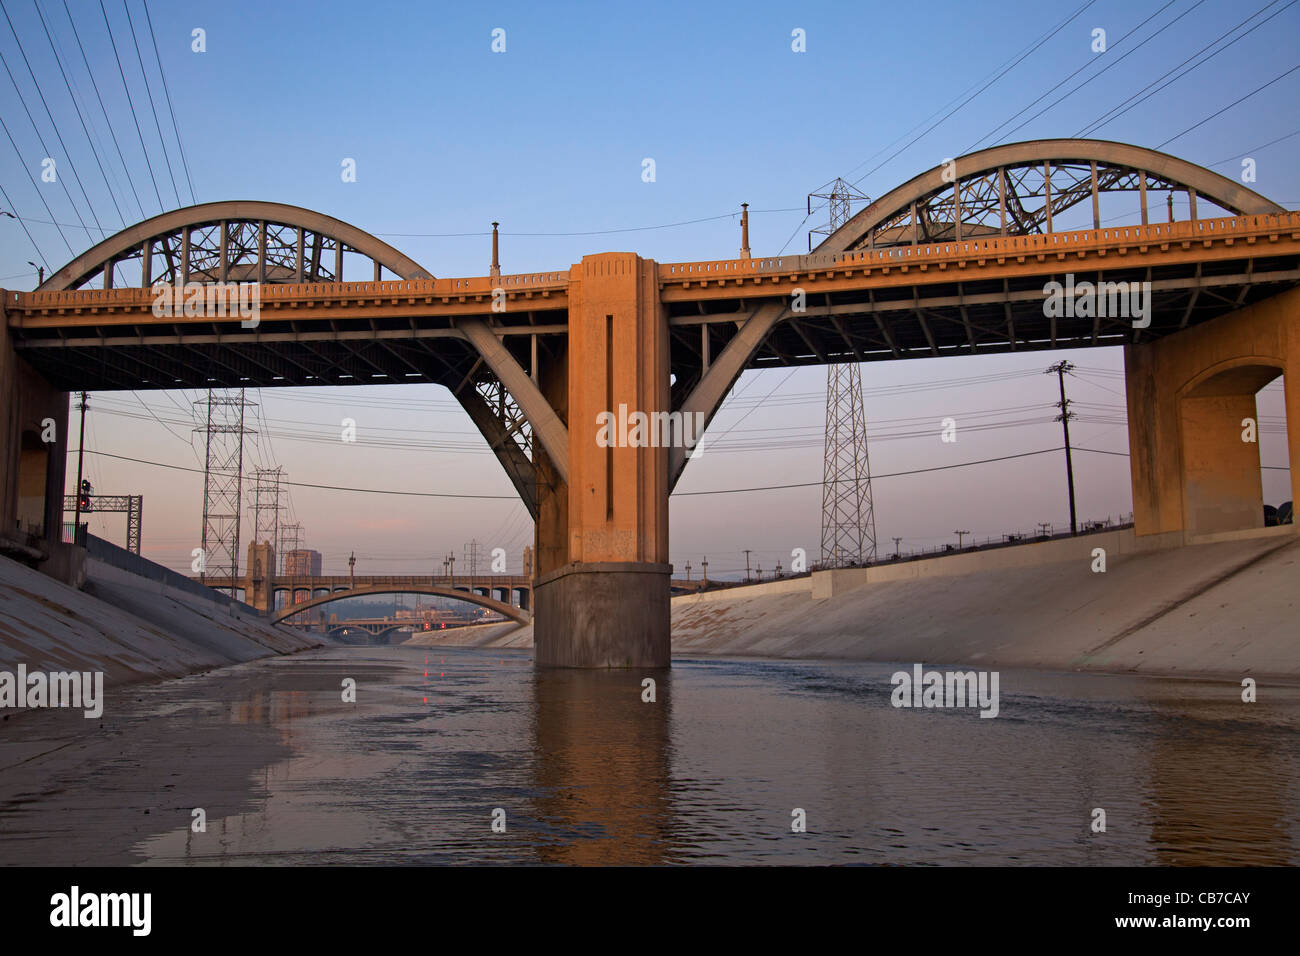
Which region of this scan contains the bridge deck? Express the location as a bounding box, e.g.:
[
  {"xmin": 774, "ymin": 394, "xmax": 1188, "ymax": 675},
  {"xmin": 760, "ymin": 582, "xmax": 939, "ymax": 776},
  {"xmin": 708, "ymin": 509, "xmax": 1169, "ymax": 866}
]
[{"xmin": 6, "ymin": 213, "xmax": 1297, "ymax": 392}]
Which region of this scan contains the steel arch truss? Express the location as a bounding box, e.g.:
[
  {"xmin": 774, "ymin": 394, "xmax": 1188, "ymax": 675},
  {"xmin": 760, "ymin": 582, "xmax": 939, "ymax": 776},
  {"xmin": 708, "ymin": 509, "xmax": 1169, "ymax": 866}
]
[
  {"xmin": 821, "ymin": 139, "xmax": 1286, "ymax": 253},
  {"xmin": 40, "ymin": 201, "xmax": 433, "ymax": 291},
  {"xmin": 33, "ymin": 201, "xmax": 551, "ymax": 518}
]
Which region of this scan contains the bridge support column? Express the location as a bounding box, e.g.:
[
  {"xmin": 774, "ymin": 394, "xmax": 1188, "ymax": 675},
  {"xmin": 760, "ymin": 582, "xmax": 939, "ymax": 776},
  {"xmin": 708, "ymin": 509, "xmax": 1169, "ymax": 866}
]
[
  {"xmin": 245, "ymin": 540, "xmax": 276, "ymax": 613},
  {"xmin": 1125, "ymin": 286, "xmax": 1299, "ymax": 539},
  {"xmin": 533, "ymin": 253, "xmax": 671, "ymax": 668},
  {"xmin": 1, "ymin": 295, "xmax": 69, "ymax": 549}
]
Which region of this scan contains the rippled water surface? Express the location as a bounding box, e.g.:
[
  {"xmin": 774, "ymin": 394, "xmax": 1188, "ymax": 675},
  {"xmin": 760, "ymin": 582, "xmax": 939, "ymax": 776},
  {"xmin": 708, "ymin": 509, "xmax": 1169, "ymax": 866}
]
[{"xmin": 5, "ymin": 645, "xmax": 1298, "ymax": 865}]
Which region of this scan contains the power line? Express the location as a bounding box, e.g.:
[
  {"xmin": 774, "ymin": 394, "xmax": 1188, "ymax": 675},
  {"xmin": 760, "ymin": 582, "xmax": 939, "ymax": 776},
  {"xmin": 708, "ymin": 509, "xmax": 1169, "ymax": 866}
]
[
  {"xmin": 677, "ymin": 449, "xmax": 1069, "ymax": 495},
  {"xmin": 1077, "ymin": 0, "xmax": 1297, "ymax": 138},
  {"xmin": 975, "ymin": 0, "xmax": 1195, "ymax": 149},
  {"xmin": 1074, "ymin": 445, "xmax": 1289, "ymax": 470},
  {"xmin": 78, "ymin": 448, "xmax": 521, "ymax": 498},
  {"xmin": 1158, "ymin": 62, "xmax": 1300, "ymax": 149},
  {"xmin": 121, "ymin": 0, "xmax": 179, "ymax": 207},
  {"xmin": 31, "ymin": 0, "xmax": 127, "ymax": 227},
  {"xmin": 1208, "ymin": 127, "xmax": 1300, "ymax": 166},
  {"xmin": 141, "ymin": 0, "xmax": 194, "ymax": 203},
  {"xmin": 76, "ymin": 445, "xmax": 1103, "ymax": 500},
  {"xmin": 0, "ymin": 182, "xmax": 51, "ymax": 267},
  {"xmin": 849, "ymin": 0, "xmax": 1098, "ymax": 190},
  {"xmin": 61, "ymin": 0, "xmax": 146, "ymax": 221},
  {"xmin": 98, "ymin": 0, "xmax": 164, "ymax": 212},
  {"xmin": 0, "ymin": 2, "xmax": 104, "ymax": 238},
  {"xmin": 0, "ymin": 109, "xmax": 76, "ymax": 257},
  {"xmin": 376, "ymin": 207, "xmax": 804, "ymax": 239}
]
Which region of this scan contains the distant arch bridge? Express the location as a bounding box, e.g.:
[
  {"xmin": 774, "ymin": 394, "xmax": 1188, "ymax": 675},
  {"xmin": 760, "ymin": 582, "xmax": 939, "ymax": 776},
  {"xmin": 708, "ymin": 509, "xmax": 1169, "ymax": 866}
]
[{"xmin": 270, "ymin": 583, "xmax": 531, "ymax": 626}]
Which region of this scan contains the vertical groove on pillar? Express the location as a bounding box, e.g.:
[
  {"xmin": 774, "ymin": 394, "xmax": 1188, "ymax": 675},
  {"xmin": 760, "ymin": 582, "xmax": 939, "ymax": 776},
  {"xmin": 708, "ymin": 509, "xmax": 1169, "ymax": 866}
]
[{"xmin": 605, "ymin": 313, "xmax": 613, "ymax": 522}]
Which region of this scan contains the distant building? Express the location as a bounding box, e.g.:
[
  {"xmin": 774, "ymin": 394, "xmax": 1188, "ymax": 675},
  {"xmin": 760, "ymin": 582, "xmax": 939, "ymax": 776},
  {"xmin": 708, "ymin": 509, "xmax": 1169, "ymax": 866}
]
[{"xmin": 284, "ymin": 549, "xmax": 322, "ymax": 577}]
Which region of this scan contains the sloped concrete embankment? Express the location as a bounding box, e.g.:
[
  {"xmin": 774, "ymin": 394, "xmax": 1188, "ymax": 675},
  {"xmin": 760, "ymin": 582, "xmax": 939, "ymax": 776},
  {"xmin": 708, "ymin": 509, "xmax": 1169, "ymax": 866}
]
[
  {"xmin": 671, "ymin": 527, "xmax": 1299, "ymax": 679},
  {"xmin": 402, "ymin": 620, "xmax": 531, "ymax": 648},
  {"xmin": 0, "ymin": 552, "xmax": 320, "ymax": 689}
]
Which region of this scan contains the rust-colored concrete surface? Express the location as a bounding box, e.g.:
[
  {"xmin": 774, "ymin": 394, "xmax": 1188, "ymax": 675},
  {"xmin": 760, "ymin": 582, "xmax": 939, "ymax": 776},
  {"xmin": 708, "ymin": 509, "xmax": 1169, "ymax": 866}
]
[{"xmin": 1125, "ymin": 285, "xmax": 1300, "ymax": 538}]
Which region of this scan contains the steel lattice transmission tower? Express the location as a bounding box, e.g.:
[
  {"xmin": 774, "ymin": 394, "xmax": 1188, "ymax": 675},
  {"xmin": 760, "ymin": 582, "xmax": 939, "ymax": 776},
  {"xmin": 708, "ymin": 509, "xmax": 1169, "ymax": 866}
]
[
  {"xmin": 249, "ymin": 466, "xmax": 285, "ymax": 554},
  {"xmin": 808, "ymin": 177, "xmax": 869, "ymax": 249},
  {"xmin": 195, "ymin": 390, "xmax": 255, "ymax": 596},
  {"xmin": 278, "ymin": 521, "xmax": 303, "ymax": 575},
  {"xmin": 812, "ymin": 178, "xmax": 878, "ymax": 567},
  {"xmin": 820, "ymin": 361, "xmax": 878, "ymax": 566}
]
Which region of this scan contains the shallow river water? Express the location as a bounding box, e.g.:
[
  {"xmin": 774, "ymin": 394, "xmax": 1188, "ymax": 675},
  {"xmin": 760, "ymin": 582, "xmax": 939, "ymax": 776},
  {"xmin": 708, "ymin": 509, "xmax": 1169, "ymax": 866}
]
[{"xmin": 2, "ymin": 645, "xmax": 1297, "ymax": 865}]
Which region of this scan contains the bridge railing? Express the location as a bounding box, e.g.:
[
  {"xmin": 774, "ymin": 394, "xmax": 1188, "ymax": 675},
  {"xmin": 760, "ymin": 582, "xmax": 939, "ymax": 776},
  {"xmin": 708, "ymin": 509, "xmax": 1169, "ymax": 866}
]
[
  {"xmin": 6, "ymin": 272, "xmax": 571, "ymax": 310},
  {"xmin": 657, "ymin": 212, "xmax": 1300, "ymax": 282},
  {"xmin": 10, "ymin": 212, "xmax": 1298, "ymax": 312}
]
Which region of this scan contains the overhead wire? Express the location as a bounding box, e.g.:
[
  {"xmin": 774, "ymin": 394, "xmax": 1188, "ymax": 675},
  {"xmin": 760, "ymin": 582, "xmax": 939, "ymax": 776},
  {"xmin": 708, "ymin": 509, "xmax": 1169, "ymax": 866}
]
[
  {"xmin": 31, "ymin": 0, "xmax": 127, "ymax": 227},
  {"xmin": 97, "ymin": 0, "xmax": 164, "ymax": 212},
  {"xmin": 141, "ymin": 0, "xmax": 193, "ymax": 203},
  {"xmin": 0, "ymin": 2, "xmax": 103, "ymax": 238},
  {"xmin": 121, "ymin": 0, "xmax": 179, "ymax": 207},
  {"xmin": 1075, "ymin": 0, "xmax": 1296, "ymax": 138},
  {"xmin": 61, "ymin": 0, "xmax": 145, "ymax": 220}
]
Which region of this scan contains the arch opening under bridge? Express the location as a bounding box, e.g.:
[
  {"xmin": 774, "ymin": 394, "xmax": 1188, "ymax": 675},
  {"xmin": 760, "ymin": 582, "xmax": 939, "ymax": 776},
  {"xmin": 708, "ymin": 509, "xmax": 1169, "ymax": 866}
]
[{"xmin": 270, "ymin": 584, "xmax": 531, "ymax": 626}]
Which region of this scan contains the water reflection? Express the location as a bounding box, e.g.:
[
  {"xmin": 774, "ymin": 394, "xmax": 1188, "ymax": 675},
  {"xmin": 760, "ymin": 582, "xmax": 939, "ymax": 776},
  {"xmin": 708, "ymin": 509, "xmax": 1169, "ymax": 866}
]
[
  {"xmin": 529, "ymin": 670, "xmax": 672, "ymax": 864},
  {"xmin": 1146, "ymin": 703, "xmax": 1297, "ymax": 865}
]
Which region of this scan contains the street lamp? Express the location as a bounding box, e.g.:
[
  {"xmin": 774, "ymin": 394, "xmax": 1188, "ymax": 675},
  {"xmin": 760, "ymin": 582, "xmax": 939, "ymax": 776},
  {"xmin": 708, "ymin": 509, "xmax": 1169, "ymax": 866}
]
[{"xmin": 27, "ymin": 261, "xmax": 43, "ymax": 285}]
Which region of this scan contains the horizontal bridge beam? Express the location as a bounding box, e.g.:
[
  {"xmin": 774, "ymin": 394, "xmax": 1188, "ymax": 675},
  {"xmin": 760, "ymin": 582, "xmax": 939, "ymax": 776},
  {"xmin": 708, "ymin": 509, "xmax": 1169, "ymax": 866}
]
[
  {"xmin": 16, "ymin": 323, "xmax": 572, "ymax": 349},
  {"xmin": 680, "ymin": 268, "xmax": 1300, "ymax": 323}
]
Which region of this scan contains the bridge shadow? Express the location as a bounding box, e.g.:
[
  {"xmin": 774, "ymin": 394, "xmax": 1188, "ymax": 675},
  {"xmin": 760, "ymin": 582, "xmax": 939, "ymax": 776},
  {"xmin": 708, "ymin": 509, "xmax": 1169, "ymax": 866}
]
[{"xmin": 528, "ymin": 669, "xmax": 674, "ymax": 864}]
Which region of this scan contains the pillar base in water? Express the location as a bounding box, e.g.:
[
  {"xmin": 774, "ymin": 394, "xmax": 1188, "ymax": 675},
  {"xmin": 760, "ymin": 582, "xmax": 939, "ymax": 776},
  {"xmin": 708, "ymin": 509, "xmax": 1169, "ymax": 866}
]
[{"xmin": 534, "ymin": 561, "xmax": 671, "ymax": 668}]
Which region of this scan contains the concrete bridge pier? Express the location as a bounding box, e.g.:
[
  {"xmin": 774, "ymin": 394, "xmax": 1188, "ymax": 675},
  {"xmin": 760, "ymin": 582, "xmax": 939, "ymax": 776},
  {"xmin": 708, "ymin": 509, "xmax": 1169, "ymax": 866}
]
[
  {"xmin": 1, "ymin": 299, "xmax": 70, "ymax": 552},
  {"xmin": 533, "ymin": 253, "xmax": 672, "ymax": 668},
  {"xmin": 1125, "ymin": 286, "xmax": 1299, "ymax": 539},
  {"xmin": 246, "ymin": 541, "xmax": 276, "ymax": 612}
]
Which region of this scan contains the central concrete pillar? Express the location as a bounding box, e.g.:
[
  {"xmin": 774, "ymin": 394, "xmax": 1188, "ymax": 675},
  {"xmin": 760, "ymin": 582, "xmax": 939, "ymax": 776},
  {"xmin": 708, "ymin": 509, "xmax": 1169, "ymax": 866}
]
[{"xmin": 534, "ymin": 253, "xmax": 671, "ymax": 668}]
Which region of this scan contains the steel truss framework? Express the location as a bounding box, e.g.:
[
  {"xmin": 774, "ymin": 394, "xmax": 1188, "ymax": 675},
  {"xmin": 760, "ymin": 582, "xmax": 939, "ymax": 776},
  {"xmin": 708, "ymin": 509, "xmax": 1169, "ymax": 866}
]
[
  {"xmin": 819, "ymin": 140, "xmax": 1284, "ymax": 254},
  {"xmin": 250, "ymin": 466, "xmax": 284, "ymax": 550},
  {"xmin": 821, "ymin": 362, "xmax": 876, "ymax": 566},
  {"xmin": 197, "ymin": 390, "xmax": 253, "ymax": 595},
  {"xmin": 664, "ymin": 140, "xmax": 1290, "ymax": 405},
  {"xmin": 61, "ymin": 494, "xmax": 142, "ymax": 554},
  {"xmin": 29, "ymin": 201, "xmax": 553, "ymax": 519}
]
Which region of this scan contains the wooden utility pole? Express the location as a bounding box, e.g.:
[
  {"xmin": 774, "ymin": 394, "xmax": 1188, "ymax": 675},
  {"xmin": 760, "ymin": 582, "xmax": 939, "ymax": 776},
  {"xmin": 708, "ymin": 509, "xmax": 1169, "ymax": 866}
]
[{"xmin": 1047, "ymin": 361, "xmax": 1078, "ymax": 535}]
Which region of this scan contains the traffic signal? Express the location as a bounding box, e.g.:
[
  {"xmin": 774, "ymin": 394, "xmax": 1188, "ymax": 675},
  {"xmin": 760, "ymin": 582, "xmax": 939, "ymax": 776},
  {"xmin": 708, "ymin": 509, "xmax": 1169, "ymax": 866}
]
[{"xmin": 78, "ymin": 479, "xmax": 92, "ymax": 512}]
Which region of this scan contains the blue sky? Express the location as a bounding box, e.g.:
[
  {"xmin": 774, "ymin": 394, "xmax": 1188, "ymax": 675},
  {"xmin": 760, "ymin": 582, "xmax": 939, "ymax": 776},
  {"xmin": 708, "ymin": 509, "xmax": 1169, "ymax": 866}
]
[{"xmin": 1, "ymin": 0, "xmax": 1296, "ymax": 579}]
